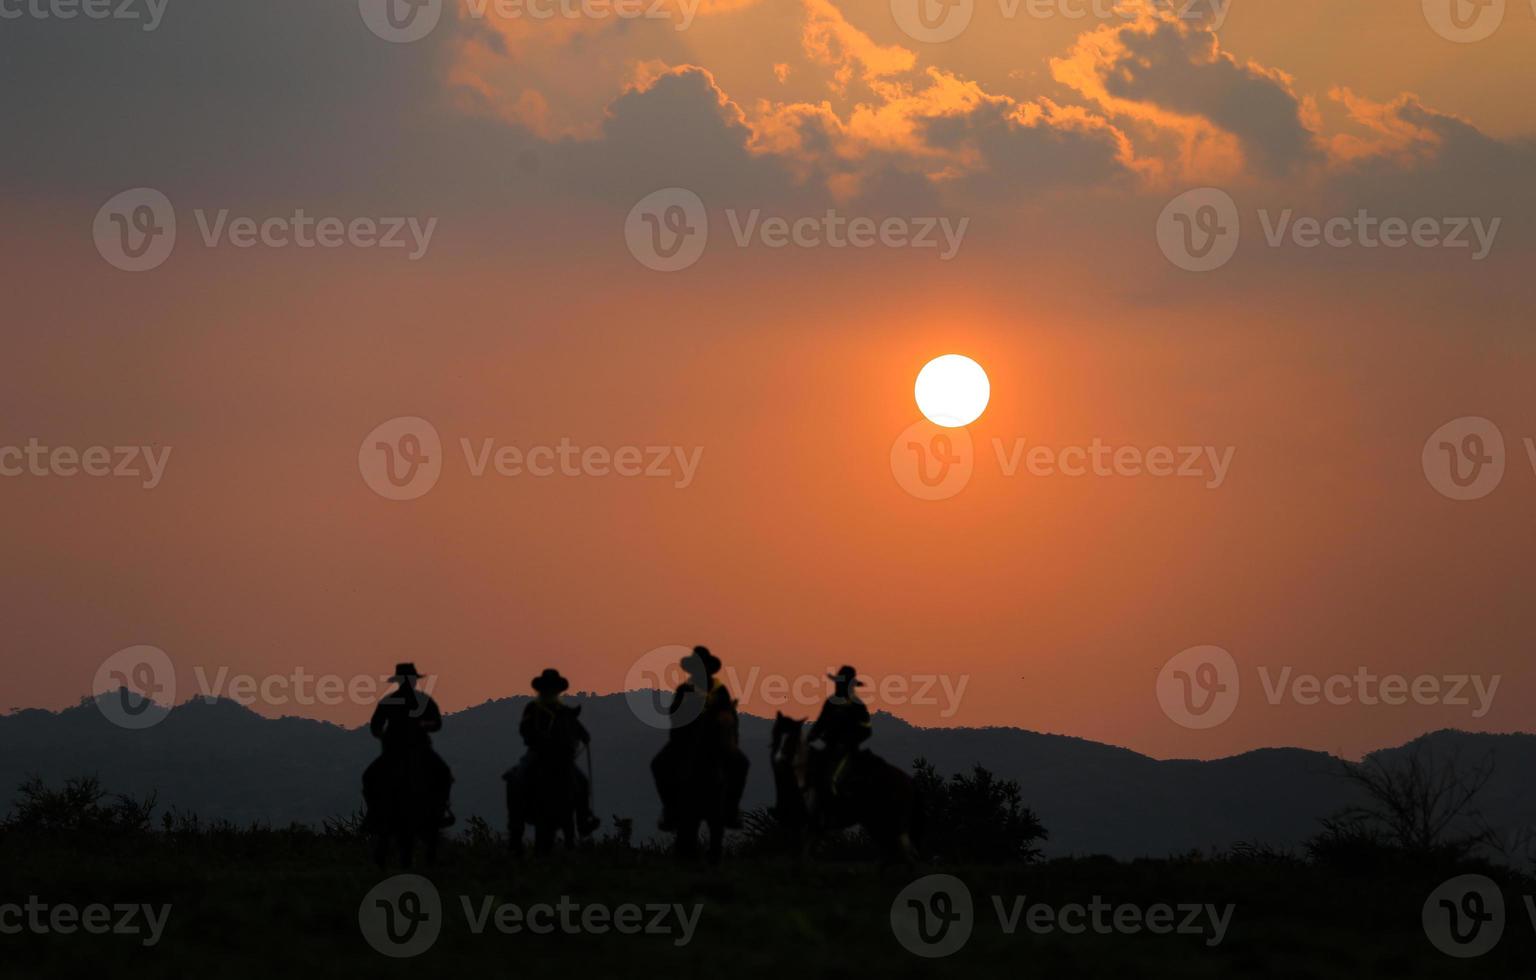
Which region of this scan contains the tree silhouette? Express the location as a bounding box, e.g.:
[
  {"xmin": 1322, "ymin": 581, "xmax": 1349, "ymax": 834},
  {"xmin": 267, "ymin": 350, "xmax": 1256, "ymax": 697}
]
[{"xmin": 912, "ymin": 758, "xmax": 1048, "ymax": 864}]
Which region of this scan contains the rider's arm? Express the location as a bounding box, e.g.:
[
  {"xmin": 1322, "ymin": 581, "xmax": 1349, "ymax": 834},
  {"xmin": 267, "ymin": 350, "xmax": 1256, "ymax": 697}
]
[
  {"xmin": 851, "ymin": 704, "xmax": 873, "ymax": 744},
  {"xmin": 807, "ymin": 702, "xmax": 832, "ymax": 743},
  {"xmin": 368, "ymin": 703, "xmax": 387, "ymax": 739},
  {"xmin": 419, "ymin": 697, "xmax": 443, "ymax": 733},
  {"xmin": 665, "ymin": 686, "xmax": 689, "ymax": 717}
]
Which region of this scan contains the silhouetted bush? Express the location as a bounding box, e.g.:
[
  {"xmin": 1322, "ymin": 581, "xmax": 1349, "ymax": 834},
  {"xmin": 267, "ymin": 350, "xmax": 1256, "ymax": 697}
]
[
  {"xmin": 1222, "ymin": 839, "xmax": 1301, "ymax": 866},
  {"xmin": 602, "ymin": 815, "xmax": 634, "ymax": 849},
  {"xmin": 1309, "ymin": 741, "xmax": 1495, "ymax": 871},
  {"xmin": 1306, "ymin": 814, "xmax": 1401, "ymax": 873},
  {"xmin": 4, "ymin": 775, "xmax": 155, "ymax": 838},
  {"xmin": 460, "ymin": 814, "xmax": 502, "ymax": 851},
  {"xmin": 321, "ymin": 809, "xmax": 367, "ymax": 841},
  {"xmin": 912, "ymin": 759, "xmax": 1048, "ymax": 864}
]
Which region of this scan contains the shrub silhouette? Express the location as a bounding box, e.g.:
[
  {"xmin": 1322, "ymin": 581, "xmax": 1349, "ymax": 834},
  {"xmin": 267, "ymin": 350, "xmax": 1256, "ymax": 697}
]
[
  {"xmin": 1309, "ymin": 741, "xmax": 1496, "ymax": 871},
  {"xmin": 5, "ymin": 775, "xmax": 155, "ymax": 838},
  {"xmin": 911, "ymin": 758, "xmax": 1047, "ymax": 864}
]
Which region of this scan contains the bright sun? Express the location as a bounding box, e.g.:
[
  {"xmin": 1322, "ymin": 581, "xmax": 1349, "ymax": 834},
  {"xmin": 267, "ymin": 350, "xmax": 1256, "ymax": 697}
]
[{"xmin": 915, "ymin": 354, "xmax": 990, "ymax": 427}]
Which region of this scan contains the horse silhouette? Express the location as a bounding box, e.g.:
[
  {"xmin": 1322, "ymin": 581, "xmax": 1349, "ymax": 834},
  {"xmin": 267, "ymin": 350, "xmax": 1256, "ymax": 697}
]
[
  {"xmin": 505, "ymin": 671, "xmax": 598, "ymax": 855},
  {"xmin": 650, "ymin": 648, "xmax": 748, "ymax": 865},
  {"xmin": 504, "ymin": 749, "xmax": 582, "ymax": 855},
  {"xmin": 362, "ymin": 663, "xmax": 452, "ymax": 869},
  {"xmin": 367, "ymin": 743, "xmax": 448, "ymax": 868},
  {"xmin": 656, "ymin": 706, "xmax": 736, "ymax": 864},
  {"xmin": 770, "ymin": 711, "xmax": 921, "ymax": 867}
]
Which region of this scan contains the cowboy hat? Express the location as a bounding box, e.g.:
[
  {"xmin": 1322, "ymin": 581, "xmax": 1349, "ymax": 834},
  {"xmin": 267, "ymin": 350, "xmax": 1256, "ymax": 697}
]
[
  {"xmin": 680, "ymin": 645, "xmax": 722, "ymax": 677},
  {"xmin": 531, "ymin": 668, "xmax": 570, "ymax": 694},
  {"xmin": 388, "ymin": 662, "xmax": 422, "ymax": 682},
  {"xmin": 828, "ymin": 665, "xmax": 865, "ymax": 687}
]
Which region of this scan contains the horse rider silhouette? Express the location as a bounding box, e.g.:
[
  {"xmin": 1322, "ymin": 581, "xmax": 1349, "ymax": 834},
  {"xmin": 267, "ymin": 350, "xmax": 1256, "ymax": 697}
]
[
  {"xmin": 512, "ymin": 668, "xmax": 600, "ymax": 837},
  {"xmin": 807, "ymin": 665, "xmax": 871, "ymax": 797},
  {"xmin": 650, "ymin": 645, "xmax": 749, "ymax": 831},
  {"xmin": 362, "ymin": 662, "xmax": 454, "ymax": 830}
]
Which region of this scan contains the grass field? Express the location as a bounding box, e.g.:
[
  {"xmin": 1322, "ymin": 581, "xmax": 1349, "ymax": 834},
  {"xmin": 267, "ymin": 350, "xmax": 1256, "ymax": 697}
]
[{"xmin": 3, "ymin": 818, "xmax": 1531, "ymax": 979}]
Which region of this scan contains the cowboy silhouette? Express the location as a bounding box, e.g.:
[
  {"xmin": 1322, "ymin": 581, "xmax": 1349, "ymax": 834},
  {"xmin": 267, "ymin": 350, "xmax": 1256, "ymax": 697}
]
[
  {"xmin": 808, "ymin": 665, "xmax": 871, "ymax": 795},
  {"xmin": 651, "ymin": 645, "xmax": 749, "ymax": 831},
  {"xmin": 512, "ymin": 668, "xmax": 600, "ymax": 837},
  {"xmin": 363, "ymin": 662, "xmax": 454, "ymax": 829}
]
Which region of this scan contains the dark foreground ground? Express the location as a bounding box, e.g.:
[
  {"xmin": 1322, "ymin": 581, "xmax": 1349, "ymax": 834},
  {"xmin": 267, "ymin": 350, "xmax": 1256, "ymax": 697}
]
[{"xmin": 2, "ymin": 822, "xmax": 1532, "ymax": 979}]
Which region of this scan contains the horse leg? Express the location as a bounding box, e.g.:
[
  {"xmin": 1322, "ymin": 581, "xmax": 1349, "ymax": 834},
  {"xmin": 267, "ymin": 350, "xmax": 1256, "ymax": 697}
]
[
  {"xmin": 676, "ymin": 819, "xmax": 698, "ymax": 860},
  {"xmin": 506, "ymin": 781, "xmax": 525, "ymax": 857},
  {"xmin": 707, "ymin": 818, "xmax": 723, "ymax": 867}
]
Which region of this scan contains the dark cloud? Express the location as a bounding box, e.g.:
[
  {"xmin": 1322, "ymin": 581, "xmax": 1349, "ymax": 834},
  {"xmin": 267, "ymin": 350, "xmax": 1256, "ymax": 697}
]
[
  {"xmin": 1323, "ymin": 98, "xmax": 1536, "ymax": 235},
  {"xmin": 547, "ymin": 67, "xmax": 807, "ymax": 208},
  {"xmin": 920, "ymin": 99, "xmax": 1133, "ymax": 199},
  {"xmin": 1088, "ymin": 17, "xmax": 1321, "ymax": 176}
]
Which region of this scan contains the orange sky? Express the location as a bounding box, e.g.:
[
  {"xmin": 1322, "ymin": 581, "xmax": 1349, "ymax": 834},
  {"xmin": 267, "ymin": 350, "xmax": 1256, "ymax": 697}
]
[{"xmin": 2, "ymin": 0, "xmax": 1534, "ymax": 760}]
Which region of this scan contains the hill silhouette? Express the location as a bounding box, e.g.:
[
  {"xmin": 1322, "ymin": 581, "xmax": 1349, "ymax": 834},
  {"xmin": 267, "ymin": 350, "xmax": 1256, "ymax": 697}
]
[{"xmin": 4, "ymin": 693, "xmax": 1533, "ymax": 858}]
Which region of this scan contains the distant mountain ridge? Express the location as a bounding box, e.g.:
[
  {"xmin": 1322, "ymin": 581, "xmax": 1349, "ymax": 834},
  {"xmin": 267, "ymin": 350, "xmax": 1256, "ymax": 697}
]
[{"xmin": 4, "ymin": 694, "xmax": 1533, "ymax": 858}]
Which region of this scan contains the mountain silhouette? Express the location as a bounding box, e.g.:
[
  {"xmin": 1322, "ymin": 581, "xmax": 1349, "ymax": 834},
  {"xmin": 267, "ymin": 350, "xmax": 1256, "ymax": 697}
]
[{"xmin": 4, "ymin": 693, "xmax": 1533, "ymax": 858}]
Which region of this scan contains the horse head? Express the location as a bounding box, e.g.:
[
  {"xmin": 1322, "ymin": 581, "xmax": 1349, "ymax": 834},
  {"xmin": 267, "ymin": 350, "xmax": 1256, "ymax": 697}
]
[{"xmin": 770, "ymin": 712, "xmax": 808, "ymax": 770}]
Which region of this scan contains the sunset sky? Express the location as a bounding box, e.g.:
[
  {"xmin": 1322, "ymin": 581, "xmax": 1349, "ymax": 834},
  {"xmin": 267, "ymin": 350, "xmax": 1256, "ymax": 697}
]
[{"xmin": 3, "ymin": 0, "xmax": 1534, "ymax": 761}]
